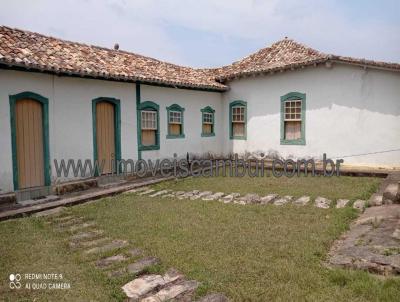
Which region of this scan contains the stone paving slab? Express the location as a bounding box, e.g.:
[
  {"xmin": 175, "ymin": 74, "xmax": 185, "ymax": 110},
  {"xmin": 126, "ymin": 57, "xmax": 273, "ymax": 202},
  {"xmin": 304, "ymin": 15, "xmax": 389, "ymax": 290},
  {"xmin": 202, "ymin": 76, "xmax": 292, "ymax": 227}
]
[
  {"xmin": 70, "ymin": 229, "xmax": 105, "ymax": 241},
  {"xmin": 84, "ymin": 239, "xmax": 129, "ymax": 255},
  {"xmin": 178, "ymin": 190, "xmax": 201, "ymax": 200},
  {"xmin": 369, "ymin": 193, "xmax": 383, "ymax": 206},
  {"xmin": 96, "ymin": 254, "xmax": 129, "ymax": 268},
  {"xmin": 260, "ymin": 194, "xmax": 278, "ymax": 205},
  {"xmin": 336, "ymin": 199, "xmax": 350, "ymax": 208},
  {"xmin": 202, "ymin": 192, "xmax": 225, "ymax": 201},
  {"xmin": 127, "ymin": 256, "xmax": 160, "ymax": 274},
  {"xmin": 315, "ymin": 196, "xmax": 332, "ymax": 209},
  {"xmin": 219, "ymin": 193, "xmax": 240, "ymax": 203},
  {"xmin": 274, "ymin": 196, "xmax": 293, "ymax": 206},
  {"xmin": 139, "ymin": 189, "xmax": 156, "ymax": 196},
  {"xmin": 293, "ymin": 196, "xmax": 310, "ymax": 206},
  {"xmin": 122, "ymin": 268, "xmax": 183, "ymax": 300},
  {"xmin": 69, "ymin": 237, "xmax": 110, "ymax": 249},
  {"xmin": 162, "ymin": 193, "xmax": 175, "ymax": 199},
  {"xmin": 190, "ymin": 191, "xmax": 212, "ymax": 200},
  {"xmin": 173, "ymin": 191, "xmax": 186, "ymax": 197},
  {"xmin": 149, "ymin": 190, "xmax": 171, "ymax": 197},
  {"xmin": 383, "ymin": 183, "xmax": 400, "ymax": 203},
  {"xmin": 141, "ymin": 280, "xmax": 199, "ymax": 302},
  {"xmin": 238, "ymin": 193, "xmax": 261, "ymax": 204},
  {"xmin": 328, "ymin": 204, "xmax": 400, "ymax": 276},
  {"xmin": 353, "ymin": 199, "xmax": 367, "ymax": 212}
]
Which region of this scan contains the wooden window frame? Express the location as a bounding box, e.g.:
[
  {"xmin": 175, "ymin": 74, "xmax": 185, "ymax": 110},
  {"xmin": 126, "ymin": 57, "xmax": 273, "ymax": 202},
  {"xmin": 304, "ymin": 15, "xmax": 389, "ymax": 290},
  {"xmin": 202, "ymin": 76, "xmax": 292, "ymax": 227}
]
[
  {"xmin": 139, "ymin": 101, "xmax": 160, "ymax": 151},
  {"xmin": 229, "ymin": 100, "xmax": 247, "ymax": 140},
  {"xmin": 166, "ymin": 104, "xmax": 185, "ymax": 139},
  {"xmin": 141, "ymin": 110, "xmax": 157, "ymax": 130},
  {"xmin": 280, "ymin": 92, "xmax": 306, "ymax": 145},
  {"xmin": 201, "ymin": 106, "xmax": 215, "ymax": 137}
]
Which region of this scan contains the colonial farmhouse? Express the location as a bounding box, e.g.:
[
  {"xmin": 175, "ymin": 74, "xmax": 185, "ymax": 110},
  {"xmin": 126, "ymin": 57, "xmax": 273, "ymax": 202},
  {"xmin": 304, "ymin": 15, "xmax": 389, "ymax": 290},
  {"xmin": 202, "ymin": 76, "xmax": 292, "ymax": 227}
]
[{"xmin": 0, "ymin": 26, "xmax": 399, "ymax": 194}]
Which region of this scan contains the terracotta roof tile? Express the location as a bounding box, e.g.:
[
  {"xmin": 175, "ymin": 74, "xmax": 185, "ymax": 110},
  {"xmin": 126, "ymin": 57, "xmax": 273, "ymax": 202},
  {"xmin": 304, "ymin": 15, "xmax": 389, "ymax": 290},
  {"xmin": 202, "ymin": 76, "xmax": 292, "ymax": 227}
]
[
  {"xmin": 214, "ymin": 38, "xmax": 400, "ymax": 80},
  {"xmin": 0, "ymin": 26, "xmax": 227, "ymax": 91},
  {"xmin": 1, "ymin": 26, "xmax": 399, "ymax": 89}
]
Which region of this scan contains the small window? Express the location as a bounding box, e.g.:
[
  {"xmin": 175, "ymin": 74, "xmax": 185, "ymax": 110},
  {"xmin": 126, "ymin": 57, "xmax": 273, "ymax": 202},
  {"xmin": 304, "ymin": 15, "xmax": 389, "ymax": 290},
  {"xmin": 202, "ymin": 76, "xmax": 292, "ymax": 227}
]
[
  {"xmin": 166, "ymin": 104, "xmax": 185, "ymax": 138},
  {"xmin": 280, "ymin": 92, "xmax": 306, "ymax": 145},
  {"xmin": 139, "ymin": 101, "xmax": 159, "ymax": 150},
  {"xmin": 141, "ymin": 111, "xmax": 157, "ymax": 129},
  {"xmin": 201, "ymin": 106, "xmax": 215, "ymax": 137},
  {"xmin": 284, "ymin": 100, "xmax": 302, "ymax": 140},
  {"xmin": 232, "ymin": 106, "xmax": 245, "ymax": 122},
  {"xmin": 169, "ymin": 111, "xmax": 182, "ymax": 124},
  {"xmin": 141, "ymin": 110, "xmax": 157, "ymax": 146},
  {"xmin": 229, "ymin": 101, "xmax": 246, "ymax": 139}
]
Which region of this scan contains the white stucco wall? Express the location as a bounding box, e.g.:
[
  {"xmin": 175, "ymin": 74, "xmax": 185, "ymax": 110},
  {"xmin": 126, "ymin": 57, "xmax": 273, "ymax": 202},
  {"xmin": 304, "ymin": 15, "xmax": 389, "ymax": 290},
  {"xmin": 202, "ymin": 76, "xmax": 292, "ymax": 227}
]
[
  {"xmin": 140, "ymin": 84, "xmax": 223, "ymax": 161},
  {"xmin": 222, "ymin": 64, "xmax": 400, "ymax": 166},
  {"xmin": 1, "ymin": 64, "xmax": 399, "ymax": 192},
  {"xmin": 0, "ymin": 70, "xmax": 138, "ymax": 192},
  {"xmin": 0, "ymin": 70, "xmax": 223, "ymax": 192}
]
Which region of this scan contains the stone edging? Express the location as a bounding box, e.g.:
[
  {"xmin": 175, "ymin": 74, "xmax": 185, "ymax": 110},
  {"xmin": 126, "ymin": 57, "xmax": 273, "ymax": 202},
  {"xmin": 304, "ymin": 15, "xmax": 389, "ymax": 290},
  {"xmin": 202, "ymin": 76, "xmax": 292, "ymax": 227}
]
[{"xmin": 126, "ymin": 187, "xmax": 369, "ymax": 211}]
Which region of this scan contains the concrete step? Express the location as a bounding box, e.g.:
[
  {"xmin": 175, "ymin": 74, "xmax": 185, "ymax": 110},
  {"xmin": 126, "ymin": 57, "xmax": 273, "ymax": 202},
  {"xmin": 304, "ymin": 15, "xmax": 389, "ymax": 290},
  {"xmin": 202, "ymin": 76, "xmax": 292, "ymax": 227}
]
[
  {"xmin": 98, "ymin": 180, "xmax": 127, "ymax": 189},
  {"xmin": 18, "ymin": 195, "xmax": 60, "ymax": 207},
  {"xmin": 0, "ymin": 192, "xmax": 16, "ymax": 206}
]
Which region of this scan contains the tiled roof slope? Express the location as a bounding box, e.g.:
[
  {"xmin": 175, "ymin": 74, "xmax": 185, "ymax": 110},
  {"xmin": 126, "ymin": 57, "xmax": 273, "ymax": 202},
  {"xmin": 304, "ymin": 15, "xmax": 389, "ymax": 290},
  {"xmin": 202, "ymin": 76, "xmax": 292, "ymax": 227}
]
[
  {"xmin": 214, "ymin": 38, "xmax": 400, "ymax": 80},
  {"xmin": 0, "ymin": 26, "xmax": 227, "ymax": 91},
  {"xmin": 1, "ymin": 26, "xmax": 399, "ymax": 90}
]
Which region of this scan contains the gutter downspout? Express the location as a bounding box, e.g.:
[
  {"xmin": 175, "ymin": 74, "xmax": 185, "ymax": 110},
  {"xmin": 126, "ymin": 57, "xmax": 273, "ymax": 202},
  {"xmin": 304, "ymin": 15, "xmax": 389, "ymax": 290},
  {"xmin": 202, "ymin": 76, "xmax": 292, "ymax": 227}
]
[{"xmin": 136, "ymin": 82, "xmax": 142, "ymax": 161}]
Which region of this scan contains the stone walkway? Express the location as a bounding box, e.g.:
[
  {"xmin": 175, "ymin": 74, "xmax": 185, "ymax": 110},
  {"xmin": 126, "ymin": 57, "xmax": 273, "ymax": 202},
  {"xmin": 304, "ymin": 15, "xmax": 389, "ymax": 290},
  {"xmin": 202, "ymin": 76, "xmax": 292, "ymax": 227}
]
[
  {"xmin": 125, "ymin": 186, "xmax": 368, "ymax": 210},
  {"xmin": 328, "ymin": 204, "xmax": 400, "ymax": 276},
  {"xmin": 39, "ymin": 207, "xmax": 228, "ymax": 302}
]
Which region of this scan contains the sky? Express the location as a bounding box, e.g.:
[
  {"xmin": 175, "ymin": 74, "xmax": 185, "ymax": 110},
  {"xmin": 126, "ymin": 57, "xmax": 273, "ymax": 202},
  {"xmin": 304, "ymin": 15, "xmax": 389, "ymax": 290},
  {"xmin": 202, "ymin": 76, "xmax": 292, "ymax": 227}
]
[{"xmin": 0, "ymin": 0, "xmax": 399, "ymax": 68}]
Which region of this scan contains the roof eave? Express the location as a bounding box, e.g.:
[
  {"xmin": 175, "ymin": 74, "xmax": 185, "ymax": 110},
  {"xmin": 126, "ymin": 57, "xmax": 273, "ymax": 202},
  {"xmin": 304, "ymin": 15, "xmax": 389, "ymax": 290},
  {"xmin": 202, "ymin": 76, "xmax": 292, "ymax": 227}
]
[
  {"xmin": 0, "ymin": 61, "xmax": 229, "ymax": 92},
  {"xmin": 216, "ymin": 58, "xmax": 329, "ymax": 82}
]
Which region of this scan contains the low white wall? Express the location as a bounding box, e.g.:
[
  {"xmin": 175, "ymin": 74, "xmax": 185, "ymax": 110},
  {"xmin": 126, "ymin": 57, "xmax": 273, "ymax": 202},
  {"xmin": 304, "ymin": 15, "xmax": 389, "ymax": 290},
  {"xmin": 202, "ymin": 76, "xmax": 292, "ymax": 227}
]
[
  {"xmin": 140, "ymin": 84, "xmax": 223, "ymax": 161},
  {"xmin": 222, "ymin": 64, "xmax": 400, "ymax": 166}
]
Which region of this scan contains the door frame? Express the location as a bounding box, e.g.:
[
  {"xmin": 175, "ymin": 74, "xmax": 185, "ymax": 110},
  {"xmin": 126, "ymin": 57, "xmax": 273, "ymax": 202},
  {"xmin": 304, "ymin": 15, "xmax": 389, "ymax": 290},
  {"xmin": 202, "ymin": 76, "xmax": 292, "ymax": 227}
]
[
  {"xmin": 92, "ymin": 97, "xmax": 121, "ymax": 175},
  {"xmin": 9, "ymin": 91, "xmax": 51, "ymax": 190}
]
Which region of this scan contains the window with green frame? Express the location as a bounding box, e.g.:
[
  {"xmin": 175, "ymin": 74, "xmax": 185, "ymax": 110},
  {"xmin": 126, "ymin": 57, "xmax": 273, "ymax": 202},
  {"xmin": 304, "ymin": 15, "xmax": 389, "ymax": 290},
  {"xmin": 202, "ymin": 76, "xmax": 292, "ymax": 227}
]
[
  {"xmin": 280, "ymin": 92, "xmax": 306, "ymax": 145},
  {"xmin": 201, "ymin": 106, "xmax": 215, "ymax": 137},
  {"xmin": 139, "ymin": 101, "xmax": 160, "ymax": 150},
  {"xmin": 229, "ymin": 100, "xmax": 247, "ymax": 140},
  {"xmin": 166, "ymin": 104, "xmax": 185, "ymax": 139}
]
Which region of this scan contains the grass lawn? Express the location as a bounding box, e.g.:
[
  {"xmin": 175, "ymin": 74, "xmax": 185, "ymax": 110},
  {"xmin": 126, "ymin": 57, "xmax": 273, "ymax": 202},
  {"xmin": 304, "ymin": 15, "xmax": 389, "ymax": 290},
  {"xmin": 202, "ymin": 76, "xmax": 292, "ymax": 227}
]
[{"xmin": 1, "ymin": 174, "xmax": 399, "ymax": 301}]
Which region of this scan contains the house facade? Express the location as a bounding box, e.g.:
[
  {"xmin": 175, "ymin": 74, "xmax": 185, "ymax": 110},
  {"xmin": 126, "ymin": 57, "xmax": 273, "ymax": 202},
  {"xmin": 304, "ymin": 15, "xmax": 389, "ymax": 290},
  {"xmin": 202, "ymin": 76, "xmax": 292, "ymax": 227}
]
[{"xmin": 0, "ymin": 26, "xmax": 399, "ymax": 194}]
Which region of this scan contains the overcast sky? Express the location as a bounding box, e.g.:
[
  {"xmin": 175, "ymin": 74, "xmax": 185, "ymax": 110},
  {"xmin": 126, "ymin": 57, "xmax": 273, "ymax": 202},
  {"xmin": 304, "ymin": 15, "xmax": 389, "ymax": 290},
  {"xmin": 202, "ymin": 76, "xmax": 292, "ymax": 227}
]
[{"xmin": 1, "ymin": 0, "xmax": 399, "ymax": 67}]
